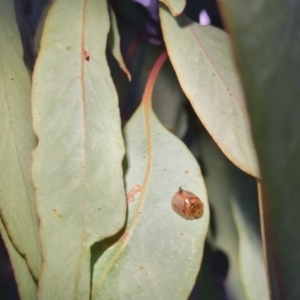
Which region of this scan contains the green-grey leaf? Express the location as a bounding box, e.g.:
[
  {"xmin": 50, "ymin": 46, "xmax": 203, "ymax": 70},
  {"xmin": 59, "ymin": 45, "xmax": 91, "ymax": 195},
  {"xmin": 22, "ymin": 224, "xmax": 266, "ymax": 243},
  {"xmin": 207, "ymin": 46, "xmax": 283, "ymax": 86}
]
[
  {"xmin": 108, "ymin": 6, "xmax": 131, "ymax": 81},
  {"xmin": 91, "ymin": 103, "xmax": 209, "ymax": 299},
  {"xmin": 0, "ymin": 0, "xmax": 41, "ymax": 279},
  {"xmin": 198, "ymin": 132, "xmax": 246, "ymax": 299},
  {"xmin": 159, "ymin": 0, "xmax": 186, "ymax": 16},
  {"xmin": 0, "ymin": 218, "xmax": 37, "ymax": 300},
  {"xmin": 219, "ymin": 1, "xmax": 300, "ymax": 299},
  {"xmin": 152, "ymin": 59, "xmax": 187, "ymax": 137},
  {"xmin": 31, "ymin": 0, "xmax": 126, "ymax": 298},
  {"xmin": 159, "ymin": 6, "xmax": 259, "ymax": 178},
  {"xmin": 230, "ymin": 167, "xmax": 269, "ymax": 300}
]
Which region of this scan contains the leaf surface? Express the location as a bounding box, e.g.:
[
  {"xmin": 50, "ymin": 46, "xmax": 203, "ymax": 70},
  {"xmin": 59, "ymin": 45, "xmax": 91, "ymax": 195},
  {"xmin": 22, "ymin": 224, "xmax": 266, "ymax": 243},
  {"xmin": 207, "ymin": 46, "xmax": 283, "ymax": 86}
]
[
  {"xmin": 198, "ymin": 133, "xmax": 246, "ymax": 299},
  {"xmin": 0, "ymin": 0, "xmax": 41, "ymax": 279},
  {"xmin": 230, "ymin": 167, "xmax": 269, "ymax": 300},
  {"xmin": 159, "ymin": 6, "xmax": 259, "ymax": 177},
  {"xmin": 91, "ymin": 52, "xmax": 209, "ymax": 299},
  {"xmin": 197, "ymin": 132, "xmax": 269, "ymax": 299},
  {"xmin": 219, "ymin": 1, "xmax": 300, "ymax": 299},
  {"xmin": 152, "ymin": 59, "xmax": 188, "ymax": 138},
  {"xmin": 0, "ymin": 218, "xmax": 37, "ymax": 300},
  {"xmin": 32, "ymin": 0, "xmax": 126, "ymax": 298}
]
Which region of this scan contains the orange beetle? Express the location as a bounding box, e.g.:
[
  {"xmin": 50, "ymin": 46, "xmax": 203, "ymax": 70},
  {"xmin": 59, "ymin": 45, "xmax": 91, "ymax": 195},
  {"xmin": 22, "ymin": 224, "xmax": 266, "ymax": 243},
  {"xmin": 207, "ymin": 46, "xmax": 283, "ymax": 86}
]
[{"xmin": 171, "ymin": 187, "xmax": 204, "ymax": 220}]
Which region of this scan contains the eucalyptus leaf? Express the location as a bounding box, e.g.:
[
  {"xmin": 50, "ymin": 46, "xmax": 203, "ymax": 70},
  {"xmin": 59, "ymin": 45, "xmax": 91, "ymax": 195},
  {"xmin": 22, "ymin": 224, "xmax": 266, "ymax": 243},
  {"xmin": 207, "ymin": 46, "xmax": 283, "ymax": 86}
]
[
  {"xmin": 32, "ymin": 0, "xmax": 126, "ymax": 298},
  {"xmin": 219, "ymin": 1, "xmax": 300, "ymax": 299},
  {"xmin": 0, "ymin": 0, "xmax": 41, "ymax": 279},
  {"xmin": 91, "ymin": 53, "xmax": 209, "ymax": 300},
  {"xmin": 159, "ymin": 5, "xmax": 259, "ymax": 178},
  {"xmin": 152, "ymin": 59, "xmax": 188, "ymax": 138},
  {"xmin": 0, "ymin": 218, "xmax": 37, "ymax": 300},
  {"xmin": 230, "ymin": 167, "xmax": 269, "ymax": 300},
  {"xmin": 198, "ymin": 132, "xmax": 246, "ymax": 300}
]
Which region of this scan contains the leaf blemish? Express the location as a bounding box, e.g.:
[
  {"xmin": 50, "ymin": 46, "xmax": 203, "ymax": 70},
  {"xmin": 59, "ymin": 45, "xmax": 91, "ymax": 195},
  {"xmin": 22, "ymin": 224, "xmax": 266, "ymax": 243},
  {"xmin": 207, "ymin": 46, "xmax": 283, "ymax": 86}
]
[
  {"xmin": 126, "ymin": 185, "xmax": 141, "ymax": 203},
  {"xmin": 83, "ymin": 50, "xmax": 90, "ymax": 62},
  {"xmin": 53, "ymin": 208, "xmax": 63, "ymax": 218}
]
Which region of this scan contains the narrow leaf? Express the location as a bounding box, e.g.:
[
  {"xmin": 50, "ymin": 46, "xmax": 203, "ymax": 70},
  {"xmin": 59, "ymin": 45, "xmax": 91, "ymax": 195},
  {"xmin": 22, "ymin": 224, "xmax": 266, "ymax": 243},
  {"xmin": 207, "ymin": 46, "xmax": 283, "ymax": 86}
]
[
  {"xmin": 32, "ymin": 0, "xmax": 126, "ymax": 298},
  {"xmin": 159, "ymin": 5, "xmax": 259, "ymax": 177},
  {"xmin": 108, "ymin": 6, "xmax": 131, "ymax": 81},
  {"xmin": 230, "ymin": 167, "xmax": 269, "ymax": 300},
  {"xmin": 219, "ymin": 1, "xmax": 300, "ymax": 299},
  {"xmin": 0, "ymin": 218, "xmax": 37, "ymax": 300},
  {"xmin": 0, "ymin": 0, "xmax": 41, "ymax": 279},
  {"xmin": 152, "ymin": 59, "xmax": 188, "ymax": 137},
  {"xmin": 91, "ymin": 52, "xmax": 209, "ymax": 299},
  {"xmin": 198, "ymin": 132, "xmax": 246, "ymax": 299}
]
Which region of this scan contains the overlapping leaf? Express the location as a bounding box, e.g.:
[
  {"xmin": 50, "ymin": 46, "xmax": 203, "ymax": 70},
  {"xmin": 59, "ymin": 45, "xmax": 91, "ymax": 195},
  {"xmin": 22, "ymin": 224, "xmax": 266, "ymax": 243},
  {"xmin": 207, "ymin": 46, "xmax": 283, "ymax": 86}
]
[
  {"xmin": 0, "ymin": 218, "xmax": 37, "ymax": 300},
  {"xmin": 152, "ymin": 59, "xmax": 188, "ymax": 138},
  {"xmin": 230, "ymin": 167, "xmax": 269, "ymax": 300},
  {"xmin": 159, "ymin": 6, "xmax": 259, "ymax": 177},
  {"xmin": 0, "ymin": 0, "xmax": 41, "ymax": 279},
  {"xmin": 31, "ymin": 0, "xmax": 126, "ymax": 298},
  {"xmin": 198, "ymin": 133, "xmax": 246, "ymax": 299},
  {"xmin": 219, "ymin": 1, "xmax": 300, "ymax": 299},
  {"xmin": 198, "ymin": 132, "xmax": 269, "ymax": 300},
  {"xmin": 91, "ymin": 52, "xmax": 209, "ymax": 299}
]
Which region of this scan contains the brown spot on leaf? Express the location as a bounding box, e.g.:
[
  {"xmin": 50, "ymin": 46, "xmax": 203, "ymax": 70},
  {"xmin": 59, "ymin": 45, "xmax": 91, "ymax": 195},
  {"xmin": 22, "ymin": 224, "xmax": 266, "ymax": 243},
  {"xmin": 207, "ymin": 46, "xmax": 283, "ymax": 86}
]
[
  {"xmin": 139, "ymin": 266, "xmax": 144, "ymax": 270},
  {"xmin": 53, "ymin": 208, "xmax": 63, "ymax": 218},
  {"xmin": 184, "ymin": 170, "xmax": 189, "ymax": 174},
  {"xmin": 66, "ymin": 46, "xmax": 71, "ymax": 50},
  {"xmin": 83, "ymin": 50, "xmax": 90, "ymax": 62},
  {"xmin": 126, "ymin": 185, "xmax": 141, "ymax": 203}
]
